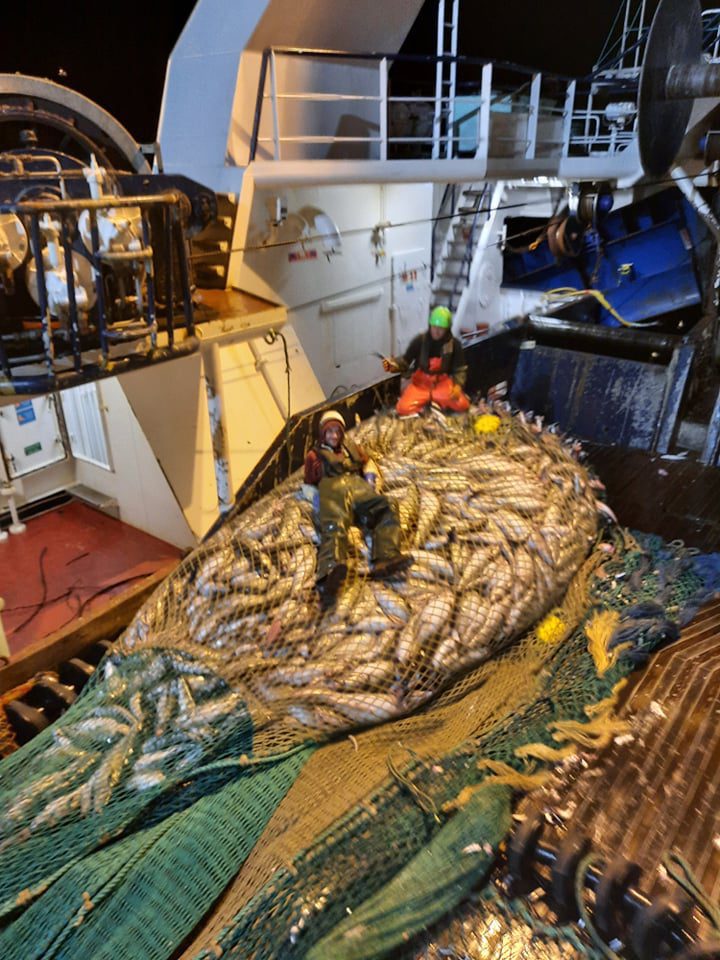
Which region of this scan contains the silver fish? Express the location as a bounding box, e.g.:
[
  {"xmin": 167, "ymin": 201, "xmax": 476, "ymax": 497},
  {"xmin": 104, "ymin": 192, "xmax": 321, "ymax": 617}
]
[
  {"xmin": 410, "ymin": 550, "xmax": 454, "ymax": 581},
  {"xmin": 306, "ymin": 689, "xmax": 401, "ymax": 724},
  {"xmin": 127, "ymin": 770, "xmax": 166, "ymax": 791},
  {"xmin": 340, "ymin": 659, "xmax": 397, "ymax": 690},
  {"xmin": 371, "ymin": 583, "xmax": 410, "ymax": 622},
  {"xmin": 287, "ymin": 703, "xmax": 348, "ymax": 730}
]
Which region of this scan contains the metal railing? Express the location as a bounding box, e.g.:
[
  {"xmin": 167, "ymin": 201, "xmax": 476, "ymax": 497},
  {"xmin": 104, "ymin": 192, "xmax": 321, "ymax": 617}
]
[
  {"xmin": 430, "ymin": 183, "xmax": 457, "ymax": 282},
  {"xmin": 0, "ymin": 193, "xmax": 196, "ymax": 396},
  {"xmin": 249, "ymin": 47, "xmax": 617, "ymax": 165},
  {"xmin": 703, "ymin": 8, "xmax": 720, "ymax": 61},
  {"xmin": 443, "ymin": 183, "xmax": 488, "ymax": 313},
  {"xmin": 593, "ymin": 0, "xmax": 649, "ymax": 74},
  {"xmin": 248, "ymin": 8, "xmax": 720, "ymax": 169}
]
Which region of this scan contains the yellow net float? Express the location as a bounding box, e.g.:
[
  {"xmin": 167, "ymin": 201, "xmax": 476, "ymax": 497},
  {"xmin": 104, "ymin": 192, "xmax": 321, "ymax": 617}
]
[
  {"xmin": 473, "ymin": 414, "xmax": 502, "ymax": 434},
  {"xmin": 536, "ymin": 612, "xmax": 567, "ymax": 644}
]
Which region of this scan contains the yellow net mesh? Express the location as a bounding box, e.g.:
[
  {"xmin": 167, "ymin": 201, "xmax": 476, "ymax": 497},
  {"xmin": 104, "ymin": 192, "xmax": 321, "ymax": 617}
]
[{"xmin": 176, "ymin": 531, "xmax": 610, "ymax": 957}]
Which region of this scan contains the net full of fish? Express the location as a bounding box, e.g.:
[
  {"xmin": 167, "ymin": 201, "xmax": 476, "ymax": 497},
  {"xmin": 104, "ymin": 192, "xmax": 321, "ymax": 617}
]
[
  {"xmin": 119, "ymin": 405, "xmax": 600, "ymax": 736},
  {"xmin": 0, "ymin": 647, "xmax": 248, "ymax": 864},
  {"xmin": 0, "ymin": 407, "xmax": 601, "ymax": 842}
]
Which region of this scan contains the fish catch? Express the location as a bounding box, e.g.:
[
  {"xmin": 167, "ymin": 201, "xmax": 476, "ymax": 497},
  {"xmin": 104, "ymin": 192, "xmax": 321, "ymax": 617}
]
[
  {"xmin": 121, "ymin": 403, "xmax": 599, "ymax": 734},
  {"xmin": 0, "ymin": 403, "xmax": 602, "ymax": 839}
]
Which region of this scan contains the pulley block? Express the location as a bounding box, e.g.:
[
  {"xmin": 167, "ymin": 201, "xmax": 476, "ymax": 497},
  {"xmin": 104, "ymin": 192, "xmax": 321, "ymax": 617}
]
[
  {"xmin": 58, "ymin": 657, "xmax": 96, "ymax": 692},
  {"xmin": 24, "ymin": 678, "xmax": 77, "ymax": 721},
  {"xmin": 593, "ymin": 855, "xmax": 642, "ymax": 943},
  {"xmin": 629, "ymin": 893, "xmax": 692, "ymax": 960},
  {"xmin": 5, "ymin": 700, "xmax": 50, "ymax": 744}
]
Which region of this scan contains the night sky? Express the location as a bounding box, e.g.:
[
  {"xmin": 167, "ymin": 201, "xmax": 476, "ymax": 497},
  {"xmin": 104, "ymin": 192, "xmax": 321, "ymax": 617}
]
[
  {"xmin": 0, "ymin": 0, "xmax": 710, "ymax": 144},
  {"xmin": 401, "ymin": 0, "xmax": 628, "ymax": 77},
  {"xmin": 0, "ymin": 0, "xmax": 196, "ymax": 142}
]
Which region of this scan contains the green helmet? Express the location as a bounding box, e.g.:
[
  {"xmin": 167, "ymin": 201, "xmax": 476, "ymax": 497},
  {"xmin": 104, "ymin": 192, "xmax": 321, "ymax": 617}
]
[{"xmin": 429, "ymin": 306, "xmax": 452, "ymax": 329}]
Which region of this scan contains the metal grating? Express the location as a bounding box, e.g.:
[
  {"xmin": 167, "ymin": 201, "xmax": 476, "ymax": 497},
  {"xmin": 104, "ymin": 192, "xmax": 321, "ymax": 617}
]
[{"xmin": 529, "ymin": 596, "xmax": 720, "ymax": 928}]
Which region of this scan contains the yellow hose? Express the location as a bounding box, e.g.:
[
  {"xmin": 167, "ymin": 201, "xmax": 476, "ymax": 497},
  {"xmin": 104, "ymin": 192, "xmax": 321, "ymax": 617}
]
[{"xmin": 542, "ymin": 287, "xmax": 656, "ymax": 329}]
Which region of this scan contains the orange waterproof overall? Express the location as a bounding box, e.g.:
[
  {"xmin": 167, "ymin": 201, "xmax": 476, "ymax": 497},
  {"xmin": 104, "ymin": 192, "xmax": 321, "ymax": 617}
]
[{"xmin": 396, "ymin": 369, "xmax": 470, "ymax": 417}]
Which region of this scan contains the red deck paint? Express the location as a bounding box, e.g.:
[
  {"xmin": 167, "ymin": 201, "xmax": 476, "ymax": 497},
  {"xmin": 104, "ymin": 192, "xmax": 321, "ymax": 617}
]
[{"xmin": 0, "ymin": 500, "xmax": 183, "ymax": 656}]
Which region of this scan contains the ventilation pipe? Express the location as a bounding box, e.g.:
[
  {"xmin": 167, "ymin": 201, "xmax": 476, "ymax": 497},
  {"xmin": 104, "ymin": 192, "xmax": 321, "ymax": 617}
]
[
  {"xmin": 199, "ymin": 341, "xmax": 233, "ymax": 515},
  {"xmin": 0, "ymin": 449, "xmax": 26, "ymax": 539}
]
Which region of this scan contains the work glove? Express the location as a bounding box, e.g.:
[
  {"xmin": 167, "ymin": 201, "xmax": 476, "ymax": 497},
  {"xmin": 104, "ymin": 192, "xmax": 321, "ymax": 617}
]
[
  {"xmin": 383, "ymin": 357, "xmax": 399, "ymax": 373},
  {"xmin": 487, "ymin": 380, "xmax": 508, "ymax": 402}
]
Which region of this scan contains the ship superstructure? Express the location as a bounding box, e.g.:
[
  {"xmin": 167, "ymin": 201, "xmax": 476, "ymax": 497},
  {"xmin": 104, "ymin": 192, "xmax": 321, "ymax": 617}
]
[
  {"xmin": 1, "ymin": 4, "xmax": 720, "ymax": 958},
  {"xmin": 3, "ymin": 0, "xmax": 720, "ymax": 553}
]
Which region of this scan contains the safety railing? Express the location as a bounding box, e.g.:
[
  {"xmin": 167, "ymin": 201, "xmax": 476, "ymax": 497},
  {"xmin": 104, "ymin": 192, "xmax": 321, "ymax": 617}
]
[
  {"xmin": 444, "ymin": 183, "xmax": 489, "ymax": 314},
  {"xmin": 248, "ymin": 11, "xmax": 720, "ymax": 169},
  {"xmin": 248, "ymin": 47, "xmax": 638, "ymax": 167},
  {"xmin": 703, "ymin": 8, "xmax": 720, "ymax": 61},
  {"xmin": 430, "ymin": 183, "xmax": 457, "ymax": 282},
  {"xmin": 0, "ymin": 192, "xmax": 197, "ymax": 396},
  {"xmin": 592, "ymin": 0, "xmax": 649, "ymax": 75}
]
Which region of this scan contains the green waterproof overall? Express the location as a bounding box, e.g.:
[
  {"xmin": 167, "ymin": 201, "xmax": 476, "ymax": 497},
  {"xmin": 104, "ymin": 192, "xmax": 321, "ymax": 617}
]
[{"xmin": 316, "ymin": 442, "xmax": 403, "ymax": 581}]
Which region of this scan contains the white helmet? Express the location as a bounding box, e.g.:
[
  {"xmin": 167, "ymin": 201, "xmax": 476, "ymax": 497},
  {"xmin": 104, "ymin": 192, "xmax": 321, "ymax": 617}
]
[{"xmin": 319, "ymin": 409, "xmax": 346, "ymax": 432}]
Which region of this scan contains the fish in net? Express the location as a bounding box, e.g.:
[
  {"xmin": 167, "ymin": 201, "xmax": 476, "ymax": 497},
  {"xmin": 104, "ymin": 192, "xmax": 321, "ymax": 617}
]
[{"xmin": 121, "ymin": 405, "xmax": 601, "ymax": 739}]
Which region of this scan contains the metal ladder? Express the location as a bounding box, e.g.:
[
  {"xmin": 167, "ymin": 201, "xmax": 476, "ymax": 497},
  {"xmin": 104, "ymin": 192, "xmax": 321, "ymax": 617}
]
[
  {"xmin": 430, "ymin": 183, "xmax": 488, "ymax": 313},
  {"xmin": 432, "ymin": 0, "xmax": 459, "ymax": 159}
]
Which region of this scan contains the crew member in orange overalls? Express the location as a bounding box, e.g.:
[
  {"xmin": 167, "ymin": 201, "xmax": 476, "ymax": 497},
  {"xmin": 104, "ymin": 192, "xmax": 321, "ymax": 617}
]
[{"xmin": 383, "ymin": 306, "xmax": 470, "ymax": 416}]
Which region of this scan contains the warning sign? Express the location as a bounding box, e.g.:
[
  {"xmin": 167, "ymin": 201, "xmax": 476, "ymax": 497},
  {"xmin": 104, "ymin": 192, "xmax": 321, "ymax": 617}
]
[{"xmin": 15, "ymin": 399, "xmax": 36, "ymax": 426}]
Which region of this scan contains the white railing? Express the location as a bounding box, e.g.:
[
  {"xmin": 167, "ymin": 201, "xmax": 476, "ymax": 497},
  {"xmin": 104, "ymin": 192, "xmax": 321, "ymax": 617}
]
[
  {"xmin": 248, "ymin": 5, "xmax": 720, "ymax": 168},
  {"xmin": 703, "ymin": 8, "xmax": 720, "ymax": 61},
  {"xmin": 249, "ymin": 47, "xmax": 643, "ymax": 167}
]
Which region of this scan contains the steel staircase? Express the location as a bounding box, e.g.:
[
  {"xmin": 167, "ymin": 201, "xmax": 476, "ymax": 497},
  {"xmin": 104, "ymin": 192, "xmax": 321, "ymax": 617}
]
[
  {"xmin": 190, "ymin": 194, "xmax": 238, "ymax": 289},
  {"xmin": 430, "ymin": 183, "xmax": 487, "ymax": 312}
]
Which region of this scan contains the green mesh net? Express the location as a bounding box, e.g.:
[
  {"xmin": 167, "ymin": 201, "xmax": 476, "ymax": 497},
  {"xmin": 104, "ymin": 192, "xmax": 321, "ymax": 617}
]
[
  {"xmin": 0, "ymin": 746, "xmax": 310, "ymax": 960},
  {"xmin": 185, "ymin": 530, "xmax": 705, "ymax": 960},
  {"xmin": 0, "ymin": 405, "xmax": 713, "ymax": 960}
]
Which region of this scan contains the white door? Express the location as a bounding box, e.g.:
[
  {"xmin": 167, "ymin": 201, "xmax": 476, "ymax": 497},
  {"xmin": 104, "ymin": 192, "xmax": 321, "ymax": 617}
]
[
  {"xmin": 0, "ymin": 395, "xmax": 67, "ymax": 477},
  {"xmin": 391, "ymin": 250, "xmax": 430, "ymax": 356}
]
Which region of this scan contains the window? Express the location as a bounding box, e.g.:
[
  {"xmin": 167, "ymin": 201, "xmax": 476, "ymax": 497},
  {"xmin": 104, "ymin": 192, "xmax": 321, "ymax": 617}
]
[{"xmin": 60, "ymin": 382, "xmax": 111, "ymax": 469}]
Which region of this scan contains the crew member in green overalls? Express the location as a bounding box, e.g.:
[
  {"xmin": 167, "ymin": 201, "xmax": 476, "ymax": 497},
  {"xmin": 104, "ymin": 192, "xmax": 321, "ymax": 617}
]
[{"xmin": 304, "ymin": 410, "xmax": 411, "ymax": 604}]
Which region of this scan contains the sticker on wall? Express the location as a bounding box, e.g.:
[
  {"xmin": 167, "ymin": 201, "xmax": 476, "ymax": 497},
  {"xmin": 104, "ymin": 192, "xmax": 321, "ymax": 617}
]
[
  {"xmin": 400, "ymin": 268, "xmax": 418, "ymax": 291},
  {"xmin": 288, "ymin": 248, "xmax": 318, "ymax": 263},
  {"xmin": 15, "ymin": 399, "xmax": 36, "ymax": 426}
]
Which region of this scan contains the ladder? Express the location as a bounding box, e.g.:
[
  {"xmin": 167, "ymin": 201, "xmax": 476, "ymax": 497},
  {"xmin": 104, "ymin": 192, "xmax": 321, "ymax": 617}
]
[
  {"xmin": 432, "ymin": 0, "xmax": 459, "ymax": 160},
  {"xmin": 430, "ymin": 183, "xmax": 488, "ymax": 313}
]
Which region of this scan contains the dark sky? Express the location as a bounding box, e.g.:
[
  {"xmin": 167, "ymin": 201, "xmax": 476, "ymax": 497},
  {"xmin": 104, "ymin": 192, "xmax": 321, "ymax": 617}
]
[
  {"xmin": 0, "ymin": 0, "xmax": 710, "ymax": 143},
  {"xmin": 0, "ymin": 0, "xmax": 196, "ymax": 142},
  {"xmin": 401, "ymin": 0, "xmax": 632, "ymax": 77}
]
